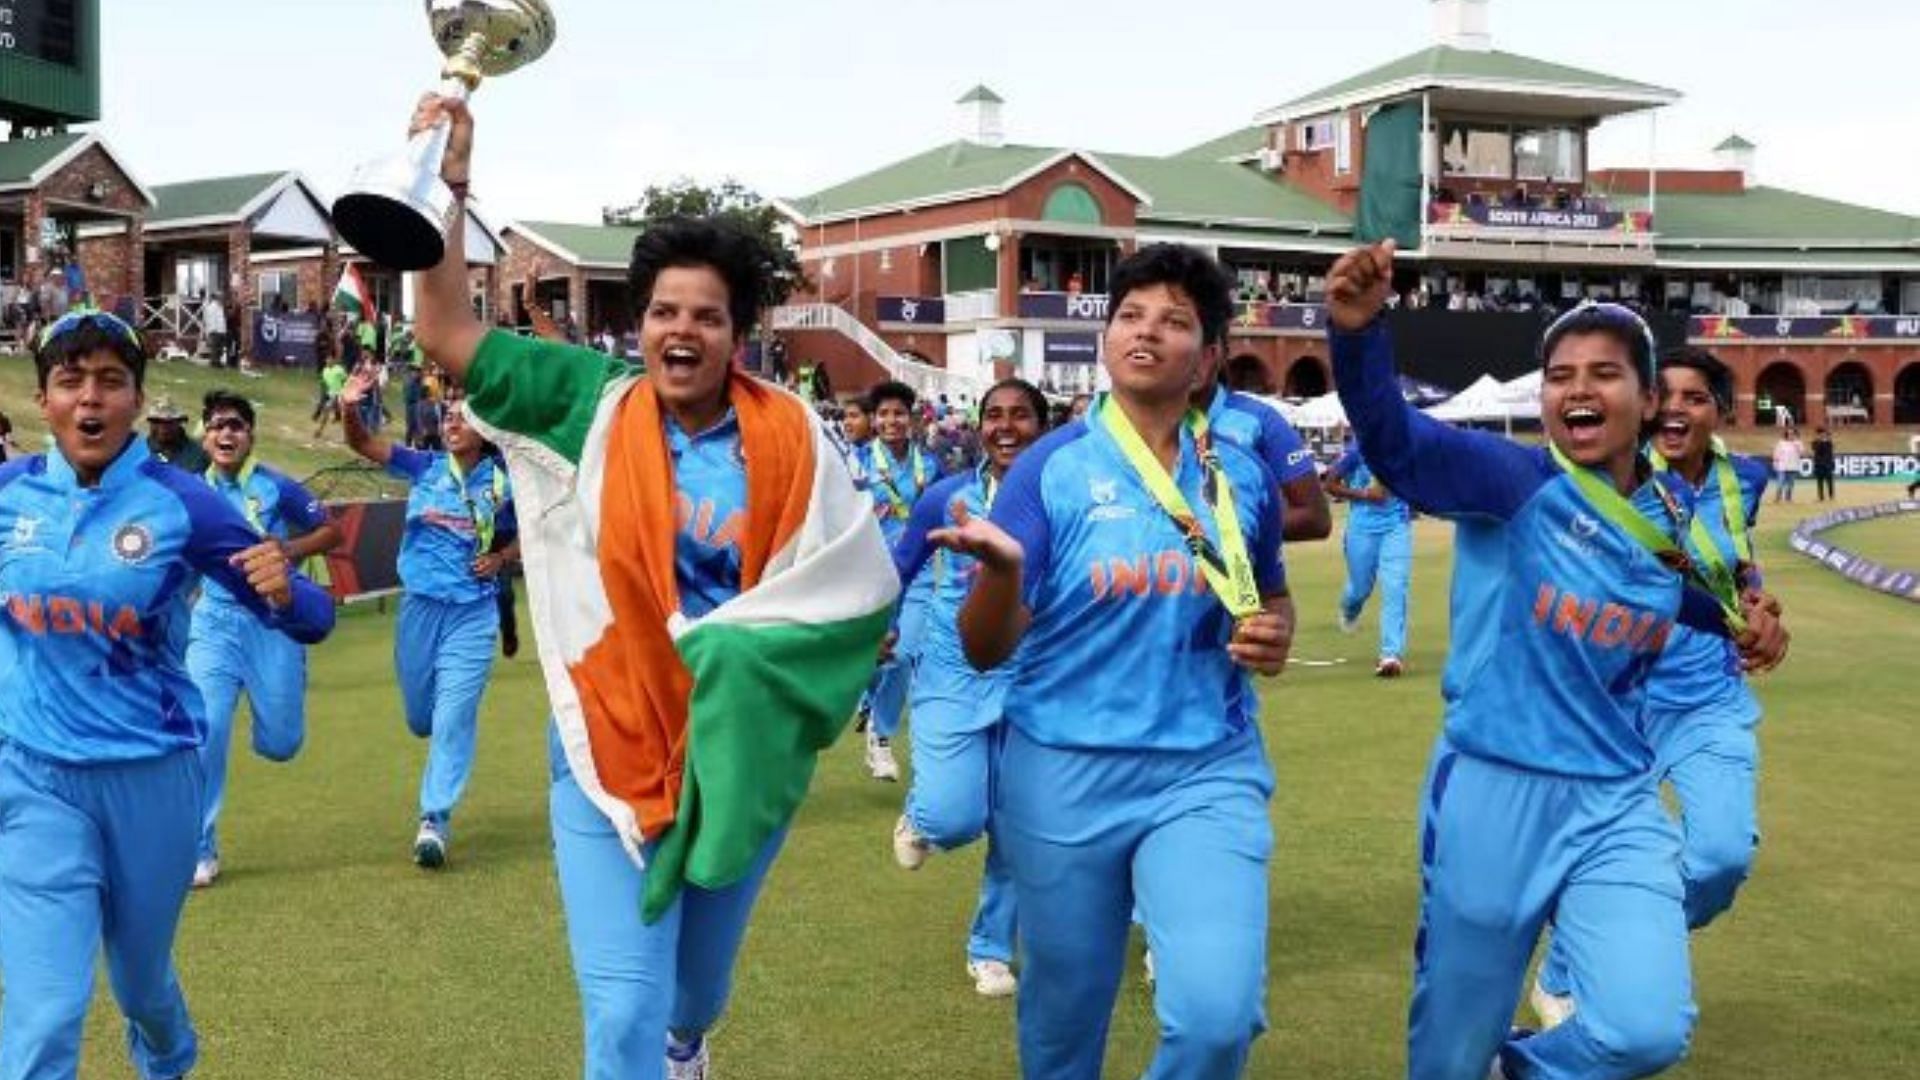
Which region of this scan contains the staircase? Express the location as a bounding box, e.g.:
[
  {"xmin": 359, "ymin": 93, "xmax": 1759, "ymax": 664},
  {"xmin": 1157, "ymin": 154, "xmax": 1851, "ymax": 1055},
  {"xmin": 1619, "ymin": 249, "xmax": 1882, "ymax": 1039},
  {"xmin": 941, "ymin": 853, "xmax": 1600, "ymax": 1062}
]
[{"xmin": 770, "ymin": 303, "xmax": 983, "ymax": 400}]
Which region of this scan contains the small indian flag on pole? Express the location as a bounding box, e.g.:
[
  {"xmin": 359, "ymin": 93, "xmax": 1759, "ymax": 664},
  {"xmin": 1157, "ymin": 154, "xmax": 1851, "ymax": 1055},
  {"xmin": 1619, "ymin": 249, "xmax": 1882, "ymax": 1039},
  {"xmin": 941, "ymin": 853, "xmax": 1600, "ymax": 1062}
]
[{"xmin": 331, "ymin": 263, "xmax": 373, "ymax": 319}]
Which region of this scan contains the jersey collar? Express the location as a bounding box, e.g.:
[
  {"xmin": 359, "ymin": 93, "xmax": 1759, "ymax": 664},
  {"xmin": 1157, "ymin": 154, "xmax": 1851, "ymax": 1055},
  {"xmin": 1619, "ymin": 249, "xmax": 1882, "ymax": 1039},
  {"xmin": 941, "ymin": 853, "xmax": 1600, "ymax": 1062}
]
[{"xmin": 48, "ymin": 433, "xmax": 149, "ymax": 491}]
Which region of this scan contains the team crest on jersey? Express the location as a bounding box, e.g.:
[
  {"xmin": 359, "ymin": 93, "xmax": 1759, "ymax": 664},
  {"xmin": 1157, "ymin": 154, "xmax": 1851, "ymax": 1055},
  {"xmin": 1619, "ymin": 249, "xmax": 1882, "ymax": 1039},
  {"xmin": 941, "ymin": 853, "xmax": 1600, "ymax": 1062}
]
[
  {"xmin": 10, "ymin": 515, "xmax": 39, "ymax": 546},
  {"xmin": 1087, "ymin": 477, "xmax": 1135, "ymax": 523},
  {"xmin": 246, "ymin": 496, "xmax": 266, "ymax": 521},
  {"xmin": 110, "ymin": 523, "xmax": 154, "ymax": 565}
]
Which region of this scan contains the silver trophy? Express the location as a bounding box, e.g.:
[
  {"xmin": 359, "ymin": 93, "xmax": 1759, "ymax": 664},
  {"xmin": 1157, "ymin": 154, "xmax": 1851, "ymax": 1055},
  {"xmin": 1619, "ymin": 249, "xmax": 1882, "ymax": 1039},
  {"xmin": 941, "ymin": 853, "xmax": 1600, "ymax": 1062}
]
[{"xmin": 332, "ymin": 1, "xmax": 556, "ymax": 271}]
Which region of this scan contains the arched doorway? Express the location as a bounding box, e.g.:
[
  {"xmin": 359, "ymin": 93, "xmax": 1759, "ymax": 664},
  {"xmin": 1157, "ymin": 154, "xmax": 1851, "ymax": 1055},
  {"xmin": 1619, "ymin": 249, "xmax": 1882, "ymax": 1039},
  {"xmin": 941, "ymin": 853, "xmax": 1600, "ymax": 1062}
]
[
  {"xmin": 1224, "ymin": 352, "xmax": 1273, "ymax": 395},
  {"xmin": 1754, "ymin": 360, "xmax": 1807, "ymax": 428},
  {"xmin": 1286, "ymin": 356, "xmax": 1329, "ymax": 398},
  {"xmin": 1894, "ymin": 361, "xmax": 1920, "ymax": 425},
  {"xmin": 1824, "ymin": 360, "xmax": 1874, "ymax": 425}
]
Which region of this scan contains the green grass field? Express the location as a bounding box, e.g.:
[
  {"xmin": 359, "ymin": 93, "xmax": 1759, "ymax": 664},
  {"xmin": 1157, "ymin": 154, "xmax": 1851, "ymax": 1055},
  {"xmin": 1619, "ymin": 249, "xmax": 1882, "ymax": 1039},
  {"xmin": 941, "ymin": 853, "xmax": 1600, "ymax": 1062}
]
[
  {"xmin": 1822, "ymin": 513, "xmax": 1920, "ymax": 576},
  {"xmin": 4, "ymin": 357, "xmax": 1917, "ymax": 1076}
]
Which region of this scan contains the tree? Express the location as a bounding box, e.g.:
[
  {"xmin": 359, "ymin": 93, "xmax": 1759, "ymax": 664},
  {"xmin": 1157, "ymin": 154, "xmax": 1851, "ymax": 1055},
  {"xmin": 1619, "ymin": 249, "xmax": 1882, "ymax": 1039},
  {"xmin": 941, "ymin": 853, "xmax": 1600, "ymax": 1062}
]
[{"xmin": 603, "ymin": 179, "xmax": 809, "ymax": 317}]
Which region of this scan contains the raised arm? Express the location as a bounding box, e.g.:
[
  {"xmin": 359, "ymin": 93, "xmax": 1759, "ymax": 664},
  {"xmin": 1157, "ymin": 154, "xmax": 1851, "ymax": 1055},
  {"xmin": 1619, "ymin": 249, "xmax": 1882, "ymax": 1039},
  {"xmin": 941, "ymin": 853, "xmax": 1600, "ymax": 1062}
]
[
  {"xmin": 339, "ymin": 369, "xmax": 394, "ymax": 467},
  {"xmin": 407, "ymin": 94, "xmax": 487, "ymax": 382},
  {"xmin": 1324, "ymin": 243, "xmax": 1544, "ymax": 520}
]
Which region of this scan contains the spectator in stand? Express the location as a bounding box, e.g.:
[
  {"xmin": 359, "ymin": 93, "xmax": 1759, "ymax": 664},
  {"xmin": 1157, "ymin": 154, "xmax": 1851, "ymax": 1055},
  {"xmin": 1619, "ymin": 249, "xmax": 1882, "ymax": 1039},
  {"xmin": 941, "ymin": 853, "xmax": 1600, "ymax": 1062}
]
[
  {"xmin": 0, "ymin": 410, "xmax": 14, "ymax": 463},
  {"xmin": 1812, "ymin": 427, "xmax": 1837, "ymax": 502},
  {"xmin": 1771, "ymin": 427, "xmax": 1804, "ymax": 503},
  {"xmin": 403, "ymin": 364, "xmax": 427, "ymax": 448},
  {"xmin": 1065, "ymin": 271, "xmax": 1084, "ymax": 296}
]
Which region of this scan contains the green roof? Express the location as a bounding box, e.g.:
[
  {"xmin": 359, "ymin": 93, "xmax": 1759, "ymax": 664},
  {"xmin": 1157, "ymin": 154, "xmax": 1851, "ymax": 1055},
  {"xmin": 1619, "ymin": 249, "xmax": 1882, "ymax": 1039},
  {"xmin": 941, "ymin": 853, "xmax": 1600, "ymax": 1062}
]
[
  {"xmin": 785, "ymin": 140, "xmax": 1349, "ymax": 234},
  {"xmin": 1102, "ymin": 153, "xmax": 1350, "ymax": 230},
  {"xmin": 1606, "ymin": 186, "xmax": 1920, "ymax": 246},
  {"xmin": 1714, "ymin": 133, "xmax": 1757, "ymax": 152},
  {"xmin": 1173, "ymin": 125, "xmax": 1267, "ymax": 161},
  {"xmin": 511, "ymin": 220, "xmax": 643, "ymax": 267},
  {"xmin": 0, "ymin": 132, "xmax": 86, "ymax": 185},
  {"xmin": 785, "ymin": 141, "xmax": 1062, "ymax": 220},
  {"xmin": 956, "ymin": 84, "xmax": 1003, "ymax": 105},
  {"xmin": 1268, "ymin": 46, "xmax": 1676, "ymax": 116},
  {"xmin": 149, "ymin": 172, "xmax": 286, "ymax": 226}
]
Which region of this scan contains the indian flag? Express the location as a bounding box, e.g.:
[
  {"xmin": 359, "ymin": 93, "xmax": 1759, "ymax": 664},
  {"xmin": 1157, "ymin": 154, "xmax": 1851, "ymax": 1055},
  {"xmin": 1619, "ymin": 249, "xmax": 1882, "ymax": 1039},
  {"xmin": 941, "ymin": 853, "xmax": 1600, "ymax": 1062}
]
[
  {"xmin": 332, "ymin": 263, "xmax": 373, "ymax": 319},
  {"xmin": 463, "ymin": 333, "xmax": 898, "ymax": 920}
]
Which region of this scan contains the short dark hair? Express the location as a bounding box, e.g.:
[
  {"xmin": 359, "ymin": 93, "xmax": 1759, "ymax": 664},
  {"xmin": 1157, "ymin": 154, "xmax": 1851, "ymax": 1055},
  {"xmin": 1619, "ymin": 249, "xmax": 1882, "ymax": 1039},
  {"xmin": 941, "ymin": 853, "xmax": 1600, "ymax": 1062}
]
[
  {"xmin": 841, "ymin": 398, "xmax": 868, "ymax": 417},
  {"xmin": 1659, "ymin": 348, "xmax": 1734, "ymax": 413},
  {"xmin": 983, "ymin": 378, "xmax": 1049, "ymax": 427},
  {"xmin": 627, "ymin": 215, "xmax": 774, "ymax": 337},
  {"xmin": 1107, "ymin": 243, "xmax": 1237, "ymax": 348},
  {"xmin": 35, "ymin": 320, "xmax": 146, "ymax": 390},
  {"xmin": 1540, "ymin": 303, "xmax": 1656, "ymax": 388},
  {"xmin": 202, "ymin": 389, "xmax": 256, "ymax": 429},
  {"xmin": 867, "ymin": 380, "xmax": 916, "ymax": 413}
]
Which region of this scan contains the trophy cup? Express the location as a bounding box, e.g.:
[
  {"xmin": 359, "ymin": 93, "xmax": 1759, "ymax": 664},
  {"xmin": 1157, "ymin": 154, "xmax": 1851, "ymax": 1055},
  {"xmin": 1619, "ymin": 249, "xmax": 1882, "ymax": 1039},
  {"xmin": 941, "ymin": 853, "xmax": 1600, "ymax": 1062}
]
[{"xmin": 332, "ymin": 1, "xmax": 556, "ymax": 271}]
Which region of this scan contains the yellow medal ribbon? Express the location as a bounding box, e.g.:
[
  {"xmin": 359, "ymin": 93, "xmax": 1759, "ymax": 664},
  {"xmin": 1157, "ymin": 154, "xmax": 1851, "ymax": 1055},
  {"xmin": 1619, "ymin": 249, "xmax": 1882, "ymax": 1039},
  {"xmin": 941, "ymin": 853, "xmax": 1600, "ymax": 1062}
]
[{"xmin": 1098, "ymin": 395, "xmax": 1262, "ymax": 620}]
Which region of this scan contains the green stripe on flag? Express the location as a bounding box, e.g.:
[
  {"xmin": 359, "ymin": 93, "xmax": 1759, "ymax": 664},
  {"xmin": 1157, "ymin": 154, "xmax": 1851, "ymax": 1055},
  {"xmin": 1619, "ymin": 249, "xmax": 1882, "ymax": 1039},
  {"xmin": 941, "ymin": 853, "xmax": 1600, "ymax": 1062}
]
[{"xmin": 643, "ymin": 605, "xmax": 893, "ymax": 922}]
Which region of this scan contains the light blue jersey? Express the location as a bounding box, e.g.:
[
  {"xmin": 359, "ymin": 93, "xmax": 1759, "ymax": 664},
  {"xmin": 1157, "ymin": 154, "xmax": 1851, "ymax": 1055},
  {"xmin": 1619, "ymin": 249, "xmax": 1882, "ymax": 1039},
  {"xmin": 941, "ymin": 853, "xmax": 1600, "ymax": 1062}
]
[
  {"xmin": 0, "ymin": 440, "xmax": 334, "ymax": 763},
  {"xmin": 989, "ymin": 399, "xmax": 1286, "ymax": 751},
  {"xmin": 199, "ymin": 461, "xmax": 329, "ymax": 606},
  {"xmin": 1643, "ymin": 453, "xmax": 1771, "ymax": 724},
  {"xmin": 386, "ymin": 447, "xmax": 515, "ymax": 605},
  {"xmin": 862, "ymin": 439, "xmax": 939, "ymax": 547},
  {"xmin": 1332, "ymin": 322, "xmax": 1729, "ymax": 780},
  {"xmin": 1327, "ymin": 447, "xmax": 1412, "ymax": 533},
  {"xmin": 892, "ymin": 466, "xmax": 999, "ymax": 672},
  {"xmin": 1207, "ymin": 386, "xmax": 1317, "ymax": 487},
  {"xmin": 666, "ymin": 411, "xmax": 746, "ymax": 620}
]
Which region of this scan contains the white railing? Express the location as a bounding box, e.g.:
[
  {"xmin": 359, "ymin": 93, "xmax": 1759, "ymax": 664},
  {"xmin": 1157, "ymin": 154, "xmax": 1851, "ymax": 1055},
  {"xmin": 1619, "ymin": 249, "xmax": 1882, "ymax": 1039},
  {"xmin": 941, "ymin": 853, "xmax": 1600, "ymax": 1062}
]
[
  {"xmin": 943, "ymin": 289, "xmax": 1000, "ymax": 323},
  {"xmin": 137, "ymin": 295, "xmax": 208, "ymax": 342},
  {"xmin": 770, "ymin": 303, "xmax": 986, "ymax": 400}
]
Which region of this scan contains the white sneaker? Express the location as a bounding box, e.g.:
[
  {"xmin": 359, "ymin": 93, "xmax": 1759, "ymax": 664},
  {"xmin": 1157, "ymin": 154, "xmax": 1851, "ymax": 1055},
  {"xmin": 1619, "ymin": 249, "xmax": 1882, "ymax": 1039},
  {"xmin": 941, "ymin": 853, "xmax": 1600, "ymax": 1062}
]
[
  {"xmin": 1528, "ymin": 975, "xmax": 1575, "ymax": 1031},
  {"xmin": 1337, "ymin": 610, "xmax": 1358, "ymax": 634},
  {"xmin": 893, "ymin": 815, "xmax": 932, "ymax": 870},
  {"xmin": 412, "ymin": 819, "xmax": 447, "ymax": 869},
  {"xmin": 665, "ymin": 1036, "xmax": 710, "ymax": 1079},
  {"xmin": 1142, "ymin": 949, "xmax": 1156, "ymax": 985},
  {"xmin": 191, "ymin": 858, "xmax": 220, "ymax": 889},
  {"xmin": 865, "ymin": 732, "xmax": 899, "ymax": 782},
  {"xmin": 967, "ymin": 958, "xmax": 1018, "ymax": 999}
]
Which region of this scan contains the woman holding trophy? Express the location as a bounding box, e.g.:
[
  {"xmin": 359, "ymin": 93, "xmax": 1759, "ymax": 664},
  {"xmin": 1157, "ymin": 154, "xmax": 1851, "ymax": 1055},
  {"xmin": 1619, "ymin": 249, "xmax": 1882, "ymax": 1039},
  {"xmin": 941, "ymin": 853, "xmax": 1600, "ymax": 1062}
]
[{"xmin": 383, "ymin": 58, "xmax": 895, "ymax": 1080}]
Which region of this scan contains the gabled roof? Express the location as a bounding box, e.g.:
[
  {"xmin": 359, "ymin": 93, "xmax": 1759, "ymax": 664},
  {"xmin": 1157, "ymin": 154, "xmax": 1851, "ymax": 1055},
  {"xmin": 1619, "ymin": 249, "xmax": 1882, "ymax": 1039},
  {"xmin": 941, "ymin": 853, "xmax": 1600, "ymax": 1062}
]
[
  {"xmin": 1604, "ymin": 185, "xmax": 1920, "ymax": 248},
  {"xmin": 1173, "ymin": 125, "xmax": 1268, "ymax": 162},
  {"xmin": 0, "ymin": 132, "xmax": 155, "ymax": 205},
  {"xmin": 148, "ymin": 171, "xmax": 322, "ymax": 231},
  {"xmin": 781, "ymin": 138, "xmax": 1351, "ymax": 237},
  {"xmin": 1256, "ymin": 45, "xmax": 1678, "ymax": 123},
  {"xmin": 1714, "ymin": 133, "xmax": 1756, "ymax": 152},
  {"xmin": 780, "ymin": 141, "xmax": 1151, "ymax": 225},
  {"xmin": 505, "ymin": 220, "xmax": 643, "ymax": 269},
  {"xmin": 1101, "ymin": 153, "xmax": 1350, "ymax": 232},
  {"xmin": 957, "ymin": 84, "xmax": 1004, "ymax": 105}
]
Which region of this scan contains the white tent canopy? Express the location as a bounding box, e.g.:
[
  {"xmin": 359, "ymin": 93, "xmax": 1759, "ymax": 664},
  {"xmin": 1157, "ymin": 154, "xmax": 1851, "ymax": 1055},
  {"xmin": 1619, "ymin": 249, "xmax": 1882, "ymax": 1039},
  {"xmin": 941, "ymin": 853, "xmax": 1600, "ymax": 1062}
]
[
  {"xmin": 1265, "ymin": 392, "xmax": 1347, "ymax": 430},
  {"xmin": 1425, "ymin": 372, "xmax": 1540, "ymax": 424}
]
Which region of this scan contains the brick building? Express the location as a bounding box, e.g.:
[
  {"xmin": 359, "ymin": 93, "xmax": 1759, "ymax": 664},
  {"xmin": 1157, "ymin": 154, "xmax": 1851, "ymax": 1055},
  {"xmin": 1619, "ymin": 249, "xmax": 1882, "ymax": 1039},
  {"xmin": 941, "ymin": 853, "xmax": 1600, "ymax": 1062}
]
[
  {"xmin": 773, "ymin": 0, "xmax": 1920, "ymax": 427},
  {"xmin": 496, "ymin": 220, "xmax": 643, "ymax": 338},
  {"xmin": 0, "ymin": 132, "xmax": 151, "ymax": 325}
]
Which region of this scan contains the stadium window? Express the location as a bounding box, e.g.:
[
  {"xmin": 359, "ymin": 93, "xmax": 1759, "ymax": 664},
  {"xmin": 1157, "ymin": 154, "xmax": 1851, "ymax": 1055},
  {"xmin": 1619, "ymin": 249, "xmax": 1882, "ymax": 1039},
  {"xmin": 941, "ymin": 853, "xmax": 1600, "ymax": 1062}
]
[
  {"xmin": 1441, "ymin": 123, "xmax": 1513, "ymax": 179},
  {"xmin": 256, "ymin": 270, "xmax": 299, "ymax": 312},
  {"xmin": 1515, "ymin": 128, "xmax": 1582, "ymax": 182},
  {"xmin": 1299, "ymin": 116, "xmax": 1337, "ymax": 152}
]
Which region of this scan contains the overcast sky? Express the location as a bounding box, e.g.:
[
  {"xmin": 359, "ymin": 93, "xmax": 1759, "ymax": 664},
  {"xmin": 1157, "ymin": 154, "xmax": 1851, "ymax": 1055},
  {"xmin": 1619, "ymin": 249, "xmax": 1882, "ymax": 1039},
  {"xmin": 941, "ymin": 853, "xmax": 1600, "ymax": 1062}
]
[{"xmin": 97, "ymin": 0, "xmax": 1920, "ymax": 224}]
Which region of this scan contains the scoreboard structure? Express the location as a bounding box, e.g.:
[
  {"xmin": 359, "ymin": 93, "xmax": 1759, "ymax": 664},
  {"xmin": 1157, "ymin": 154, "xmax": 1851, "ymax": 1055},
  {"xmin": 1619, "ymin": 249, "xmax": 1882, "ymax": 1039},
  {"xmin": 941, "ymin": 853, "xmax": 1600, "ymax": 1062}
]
[{"xmin": 0, "ymin": 0, "xmax": 97, "ymax": 128}]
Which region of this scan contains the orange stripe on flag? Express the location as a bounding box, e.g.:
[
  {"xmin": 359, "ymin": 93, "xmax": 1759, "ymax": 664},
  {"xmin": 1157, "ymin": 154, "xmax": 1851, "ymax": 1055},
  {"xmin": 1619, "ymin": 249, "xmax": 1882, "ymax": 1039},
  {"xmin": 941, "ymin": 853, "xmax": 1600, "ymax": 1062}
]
[{"xmin": 564, "ymin": 373, "xmax": 817, "ymax": 841}]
